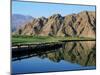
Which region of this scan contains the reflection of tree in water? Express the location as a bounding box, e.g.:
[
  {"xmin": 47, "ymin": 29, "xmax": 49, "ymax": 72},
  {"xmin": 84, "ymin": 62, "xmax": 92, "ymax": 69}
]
[{"xmin": 12, "ymin": 41, "xmax": 96, "ymax": 66}]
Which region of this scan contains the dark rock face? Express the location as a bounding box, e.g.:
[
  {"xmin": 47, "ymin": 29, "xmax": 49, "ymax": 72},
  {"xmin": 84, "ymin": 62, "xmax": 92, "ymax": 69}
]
[{"xmin": 14, "ymin": 11, "xmax": 96, "ymax": 38}]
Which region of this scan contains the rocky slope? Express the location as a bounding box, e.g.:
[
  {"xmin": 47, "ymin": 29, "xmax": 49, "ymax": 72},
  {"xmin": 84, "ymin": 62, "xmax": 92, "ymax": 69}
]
[
  {"xmin": 14, "ymin": 11, "xmax": 96, "ymax": 38},
  {"xmin": 12, "ymin": 14, "xmax": 33, "ymax": 32}
]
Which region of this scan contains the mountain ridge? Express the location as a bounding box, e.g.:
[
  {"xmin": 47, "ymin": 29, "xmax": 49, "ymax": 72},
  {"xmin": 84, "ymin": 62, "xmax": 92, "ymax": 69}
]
[
  {"xmin": 13, "ymin": 11, "xmax": 96, "ymax": 38},
  {"xmin": 12, "ymin": 14, "xmax": 33, "ymax": 32}
]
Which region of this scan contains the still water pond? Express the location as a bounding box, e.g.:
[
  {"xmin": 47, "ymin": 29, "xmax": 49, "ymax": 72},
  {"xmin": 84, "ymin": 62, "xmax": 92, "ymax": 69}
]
[{"xmin": 12, "ymin": 41, "xmax": 96, "ymax": 74}]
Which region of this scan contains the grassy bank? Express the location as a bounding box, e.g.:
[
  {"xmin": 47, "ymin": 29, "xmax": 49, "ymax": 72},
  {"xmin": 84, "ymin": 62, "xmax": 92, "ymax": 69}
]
[{"xmin": 12, "ymin": 35, "xmax": 95, "ymax": 45}]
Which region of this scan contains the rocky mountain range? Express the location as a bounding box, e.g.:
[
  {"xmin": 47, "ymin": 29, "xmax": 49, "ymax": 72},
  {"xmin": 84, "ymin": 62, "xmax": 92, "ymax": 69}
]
[
  {"xmin": 12, "ymin": 14, "xmax": 33, "ymax": 32},
  {"xmin": 13, "ymin": 11, "xmax": 96, "ymax": 38}
]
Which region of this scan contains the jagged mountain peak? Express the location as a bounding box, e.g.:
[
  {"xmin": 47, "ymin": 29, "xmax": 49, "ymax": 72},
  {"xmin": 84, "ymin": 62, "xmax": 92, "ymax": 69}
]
[
  {"xmin": 38, "ymin": 16, "xmax": 47, "ymax": 20},
  {"xmin": 13, "ymin": 11, "xmax": 96, "ymax": 38},
  {"xmin": 49, "ymin": 14, "xmax": 62, "ymax": 19}
]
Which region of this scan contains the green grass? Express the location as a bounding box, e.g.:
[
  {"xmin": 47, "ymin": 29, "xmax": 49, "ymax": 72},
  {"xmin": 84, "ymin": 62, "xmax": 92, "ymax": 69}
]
[{"xmin": 12, "ymin": 35, "xmax": 95, "ymax": 45}]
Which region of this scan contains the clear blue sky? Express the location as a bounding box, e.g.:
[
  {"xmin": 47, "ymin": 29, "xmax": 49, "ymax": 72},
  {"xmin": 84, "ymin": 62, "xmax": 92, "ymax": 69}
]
[{"xmin": 12, "ymin": 1, "xmax": 96, "ymax": 18}]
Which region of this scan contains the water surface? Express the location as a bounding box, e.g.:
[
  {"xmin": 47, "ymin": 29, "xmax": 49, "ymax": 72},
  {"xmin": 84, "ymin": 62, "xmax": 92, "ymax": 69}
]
[{"xmin": 12, "ymin": 41, "xmax": 96, "ymax": 74}]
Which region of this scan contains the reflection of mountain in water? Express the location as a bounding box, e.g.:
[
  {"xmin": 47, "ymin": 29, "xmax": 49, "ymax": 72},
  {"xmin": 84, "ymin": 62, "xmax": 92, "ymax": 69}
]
[
  {"xmin": 12, "ymin": 41, "xmax": 96, "ymax": 66},
  {"xmin": 46, "ymin": 41, "xmax": 96, "ymax": 66}
]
